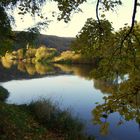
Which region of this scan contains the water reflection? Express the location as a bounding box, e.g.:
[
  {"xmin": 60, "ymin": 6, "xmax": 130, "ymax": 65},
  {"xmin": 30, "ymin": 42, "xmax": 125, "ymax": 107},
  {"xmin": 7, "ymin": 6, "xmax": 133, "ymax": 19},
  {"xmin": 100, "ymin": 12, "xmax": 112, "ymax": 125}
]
[
  {"xmin": 1, "ymin": 57, "xmax": 140, "ymax": 139},
  {"xmin": 0, "ymin": 58, "xmax": 94, "ymax": 82},
  {"xmin": 55, "ymin": 60, "xmax": 140, "ymax": 139},
  {"xmin": 90, "ymin": 56, "xmax": 140, "ymax": 138},
  {"xmin": 92, "ymin": 70, "xmax": 140, "ymax": 136},
  {"xmin": 54, "ymin": 64, "xmax": 94, "ymax": 79},
  {"xmin": 1, "ymin": 58, "xmax": 55, "ymax": 75}
]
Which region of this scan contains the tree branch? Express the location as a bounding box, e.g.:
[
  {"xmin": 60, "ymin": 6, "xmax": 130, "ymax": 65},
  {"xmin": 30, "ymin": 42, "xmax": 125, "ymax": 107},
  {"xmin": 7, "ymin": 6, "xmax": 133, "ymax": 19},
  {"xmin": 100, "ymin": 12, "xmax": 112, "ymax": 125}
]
[
  {"xmin": 96, "ymin": 0, "xmax": 101, "ymax": 25},
  {"xmin": 121, "ymin": 0, "xmax": 138, "ymax": 46}
]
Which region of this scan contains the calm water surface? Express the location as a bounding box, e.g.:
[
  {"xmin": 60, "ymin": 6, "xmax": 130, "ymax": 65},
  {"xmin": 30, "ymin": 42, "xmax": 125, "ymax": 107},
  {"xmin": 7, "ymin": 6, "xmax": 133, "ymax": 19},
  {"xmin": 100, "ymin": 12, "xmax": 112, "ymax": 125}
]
[{"xmin": 0, "ymin": 63, "xmax": 140, "ymax": 140}]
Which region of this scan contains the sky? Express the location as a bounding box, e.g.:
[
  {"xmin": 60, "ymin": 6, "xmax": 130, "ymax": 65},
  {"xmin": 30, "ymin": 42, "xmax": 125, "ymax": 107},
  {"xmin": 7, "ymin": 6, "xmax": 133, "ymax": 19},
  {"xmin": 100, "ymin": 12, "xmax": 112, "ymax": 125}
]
[{"xmin": 13, "ymin": 0, "xmax": 140, "ymax": 37}]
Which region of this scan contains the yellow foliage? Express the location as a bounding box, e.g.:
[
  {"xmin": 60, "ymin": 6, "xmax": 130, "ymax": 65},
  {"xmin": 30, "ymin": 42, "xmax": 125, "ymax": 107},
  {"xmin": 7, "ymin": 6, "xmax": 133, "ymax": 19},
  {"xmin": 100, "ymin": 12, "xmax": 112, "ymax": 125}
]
[
  {"xmin": 12, "ymin": 51, "xmax": 17, "ymax": 55},
  {"xmin": 35, "ymin": 63, "xmax": 48, "ymax": 75},
  {"xmin": 17, "ymin": 49, "xmax": 24, "ymax": 59},
  {"xmin": 26, "ymin": 48, "xmax": 36, "ymax": 58},
  {"xmin": 5, "ymin": 52, "xmax": 13, "ymax": 60},
  {"xmin": 25, "ymin": 64, "xmax": 36, "ymax": 75},
  {"xmin": 1, "ymin": 56, "xmax": 13, "ymax": 68},
  {"xmin": 54, "ymin": 51, "xmax": 81, "ymax": 63},
  {"xmin": 17, "ymin": 62, "xmax": 26, "ymax": 72},
  {"xmin": 2, "ymin": 45, "xmax": 57, "ymax": 63},
  {"xmin": 35, "ymin": 46, "xmax": 48, "ymax": 61}
]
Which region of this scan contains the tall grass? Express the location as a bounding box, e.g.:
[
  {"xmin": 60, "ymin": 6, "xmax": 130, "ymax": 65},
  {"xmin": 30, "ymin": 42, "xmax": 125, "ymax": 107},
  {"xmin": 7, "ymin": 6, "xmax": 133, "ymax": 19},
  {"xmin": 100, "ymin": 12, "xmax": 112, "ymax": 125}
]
[{"xmin": 28, "ymin": 99, "xmax": 95, "ymax": 140}]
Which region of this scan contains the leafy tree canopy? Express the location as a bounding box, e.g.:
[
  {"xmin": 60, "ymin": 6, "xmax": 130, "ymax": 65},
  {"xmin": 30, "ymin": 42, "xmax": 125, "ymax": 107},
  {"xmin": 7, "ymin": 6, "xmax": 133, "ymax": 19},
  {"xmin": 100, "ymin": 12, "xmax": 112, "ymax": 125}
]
[
  {"xmin": 0, "ymin": 0, "xmax": 139, "ymax": 55},
  {"xmin": 71, "ymin": 18, "xmax": 114, "ymax": 59},
  {"xmin": 0, "ymin": 0, "xmax": 138, "ymax": 36}
]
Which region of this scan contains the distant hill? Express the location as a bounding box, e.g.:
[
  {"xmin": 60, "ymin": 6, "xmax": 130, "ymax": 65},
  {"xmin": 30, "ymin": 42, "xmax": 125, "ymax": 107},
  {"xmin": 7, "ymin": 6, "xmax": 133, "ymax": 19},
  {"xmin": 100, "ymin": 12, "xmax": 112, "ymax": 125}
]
[
  {"xmin": 14, "ymin": 31, "xmax": 75, "ymax": 52},
  {"xmin": 37, "ymin": 35, "xmax": 75, "ymax": 52}
]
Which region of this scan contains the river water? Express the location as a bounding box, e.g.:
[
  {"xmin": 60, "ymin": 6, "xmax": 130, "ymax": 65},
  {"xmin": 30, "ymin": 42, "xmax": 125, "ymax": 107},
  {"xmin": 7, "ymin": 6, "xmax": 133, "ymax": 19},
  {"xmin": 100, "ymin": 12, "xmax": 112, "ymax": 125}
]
[{"xmin": 0, "ymin": 63, "xmax": 140, "ymax": 140}]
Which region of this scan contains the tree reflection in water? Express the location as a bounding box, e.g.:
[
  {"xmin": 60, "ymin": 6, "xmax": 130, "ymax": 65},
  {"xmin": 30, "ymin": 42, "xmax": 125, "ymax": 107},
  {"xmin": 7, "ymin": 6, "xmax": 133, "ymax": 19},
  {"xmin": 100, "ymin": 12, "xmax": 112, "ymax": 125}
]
[
  {"xmin": 0, "ymin": 58, "xmax": 55, "ymax": 75},
  {"xmin": 92, "ymin": 57, "xmax": 140, "ymax": 136}
]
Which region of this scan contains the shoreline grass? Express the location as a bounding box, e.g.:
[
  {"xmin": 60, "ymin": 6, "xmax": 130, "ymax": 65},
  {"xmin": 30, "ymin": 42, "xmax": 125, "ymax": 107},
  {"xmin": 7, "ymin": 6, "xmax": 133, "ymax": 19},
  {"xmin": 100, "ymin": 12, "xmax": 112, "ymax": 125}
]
[
  {"xmin": 0, "ymin": 87, "xmax": 95, "ymax": 140},
  {"xmin": 28, "ymin": 99, "xmax": 88, "ymax": 140}
]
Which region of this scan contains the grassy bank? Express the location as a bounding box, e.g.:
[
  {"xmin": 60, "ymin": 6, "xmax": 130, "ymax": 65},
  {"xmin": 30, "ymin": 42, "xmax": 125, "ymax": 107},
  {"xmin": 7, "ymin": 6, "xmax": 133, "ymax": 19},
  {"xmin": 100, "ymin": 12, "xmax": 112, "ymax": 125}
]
[
  {"xmin": 0, "ymin": 86, "xmax": 95, "ymax": 140},
  {"xmin": 0, "ymin": 102, "xmax": 56, "ymax": 140}
]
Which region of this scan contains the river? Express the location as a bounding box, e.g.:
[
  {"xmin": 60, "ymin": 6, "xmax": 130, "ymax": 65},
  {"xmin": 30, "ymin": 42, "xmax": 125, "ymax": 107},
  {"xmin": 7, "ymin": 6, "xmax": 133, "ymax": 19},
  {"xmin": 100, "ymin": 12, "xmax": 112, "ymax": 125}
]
[{"xmin": 0, "ymin": 62, "xmax": 140, "ymax": 140}]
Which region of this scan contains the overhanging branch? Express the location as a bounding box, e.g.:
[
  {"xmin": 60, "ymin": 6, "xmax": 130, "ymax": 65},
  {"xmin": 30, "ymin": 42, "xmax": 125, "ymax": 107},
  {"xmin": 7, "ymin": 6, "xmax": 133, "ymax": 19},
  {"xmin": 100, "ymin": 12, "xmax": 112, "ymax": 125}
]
[{"xmin": 121, "ymin": 0, "xmax": 138, "ymax": 46}]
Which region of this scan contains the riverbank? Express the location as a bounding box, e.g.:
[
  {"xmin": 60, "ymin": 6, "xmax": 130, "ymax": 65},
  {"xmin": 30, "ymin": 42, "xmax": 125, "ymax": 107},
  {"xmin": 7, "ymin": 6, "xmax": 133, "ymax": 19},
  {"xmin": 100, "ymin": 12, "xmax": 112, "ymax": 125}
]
[{"xmin": 0, "ymin": 86, "xmax": 95, "ymax": 140}]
